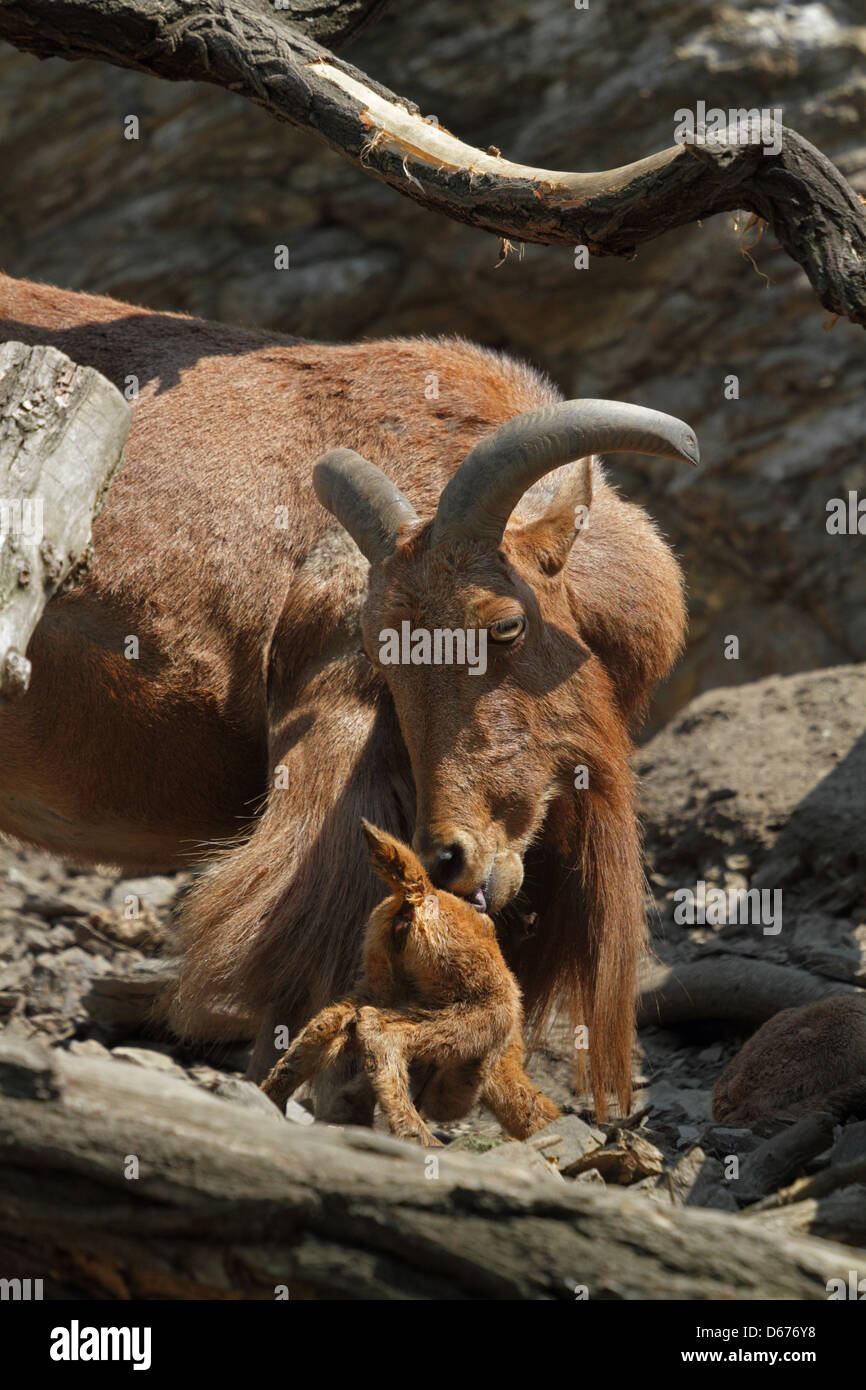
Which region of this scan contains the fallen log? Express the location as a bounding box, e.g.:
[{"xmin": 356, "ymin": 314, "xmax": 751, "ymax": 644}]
[
  {"xmin": 737, "ymin": 1113, "xmax": 837, "ymax": 1205},
  {"xmin": 0, "ymin": 1037, "xmax": 857, "ymax": 1300},
  {"xmin": 0, "ymin": 342, "xmax": 129, "ymax": 697},
  {"xmin": 637, "ymin": 957, "xmax": 858, "ymax": 1029},
  {"xmin": 749, "ymin": 1186, "xmax": 866, "ymax": 1250}
]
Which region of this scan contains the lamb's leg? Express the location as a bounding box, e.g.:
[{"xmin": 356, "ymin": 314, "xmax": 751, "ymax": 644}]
[
  {"xmin": 313, "ymin": 1054, "xmax": 376, "ymax": 1126},
  {"xmin": 482, "ymin": 1039, "xmax": 561, "ymax": 1139},
  {"xmin": 260, "ymin": 1001, "xmax": 357, "ymax": 1109},
  {"xmin": 418, "ymin": 1059, "xmax": 487, "ymax": 1122},
  {"xmin": 356, "ymin": 1007, "xmax": 442, "ymax": 1146}
]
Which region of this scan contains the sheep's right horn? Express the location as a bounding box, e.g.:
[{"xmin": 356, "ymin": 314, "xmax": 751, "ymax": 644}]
[
  {"xmin": 313, "ymin": 448, "xmax": 419, "ymax": 562},
  {"xmin": 430, "ymin": 400, "xmax": 699, "ymax": 548}
]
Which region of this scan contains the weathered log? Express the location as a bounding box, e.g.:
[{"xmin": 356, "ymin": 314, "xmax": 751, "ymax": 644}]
[
  {"xmin": 0, "ymin": 341, "xmax": 128, "ymax": 698},
  {"xmin": 637, "ymin": 957, "xmax": 857, "ymax": 1029},
  {"xmin": 749, "ymin": 1156, "xmax": 866, "ymax": 1214},
  {"xmin": 0, "ymin": 1038, "xmax": 857, "ymax": 1299},
  {"xmin": 737, "ymin": 1114, "xmax": 837, "ymax": 1205},
  {"xmin": 0, "ymin": 1, "xmax": 863, "ymax": 326},
  {"xmin": 749, "ymin": 1186, "xmax": 866, "ymax": 1249}
]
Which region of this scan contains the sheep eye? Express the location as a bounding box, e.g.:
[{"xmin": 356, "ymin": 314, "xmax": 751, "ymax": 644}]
[{"xmin": 488, "ymin": 615, "xmax": 526, "ymax": 643}]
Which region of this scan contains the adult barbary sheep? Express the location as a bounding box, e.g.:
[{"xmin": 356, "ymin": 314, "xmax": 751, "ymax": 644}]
[{"xmin": 0, "ymin": 274, "xmax": 696, "ymax": 1118}]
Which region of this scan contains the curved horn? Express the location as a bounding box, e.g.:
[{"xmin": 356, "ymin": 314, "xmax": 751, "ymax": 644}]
[
  {"xmin": 430, "ymin": 400, "xmax": 699, "ymax": 547},
  {"xmin": 313, "ymin": 448, "xmax": 419, "ymax": 562}
]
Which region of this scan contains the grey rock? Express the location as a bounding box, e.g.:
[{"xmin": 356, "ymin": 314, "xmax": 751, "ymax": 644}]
[
  {"xmin": 22, "ymin": 891, "xmax": 96, "ymax": 919},
  {"xmin": 572, "ymin": 1168, "xmax": 606, "ymax": 1187},
  {"xmin": 701, "ymin": 1126, "xmax": 763, "ymax": 1162},
  {"xmin": 284, "ymin": 1099, "xmax": 316, "ymax": 1126},
  {"xmin": 0, "ymin": 883, "xmax": 25, "ymax": 911},
  {"xmin": 108, "ymin": 876, "xmax": 179, "ymax": 917},
  {"xmin": 638, "ymin": 668, "xmax": 866, "ymax": 886},
  {"xmin": 48, "ymin": 925, "xmax": 76, "ymax": 950},
  {"xmin": 212, "ymin": 1076, "xmax": 286, "ymax": 1121},
  {"xmin": 480, "ymin": 1140, "xmax": 564, "ymax": 1182},
  {"xmin": 528, "ymin": 1113, "xmax": 605, "ymax": 1175},
  {"xmin": 647, "ymin": 1081, "xmax": 713, "ymax": 1125},
  {"xmin": 83, "ymin": 958, "xmax": 176, "ymax": 1027}
]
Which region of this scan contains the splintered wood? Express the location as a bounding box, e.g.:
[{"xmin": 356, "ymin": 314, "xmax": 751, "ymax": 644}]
[{"xmin": 0, "ymin": 341, "xmax": 128, "ymax": 698}]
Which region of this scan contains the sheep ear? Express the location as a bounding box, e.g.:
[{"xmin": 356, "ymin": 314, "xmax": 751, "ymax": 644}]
[
  {"xmin": 510, "ymin": 456, "xmax": 593, "ymax": 575},
  {"xmin": 361, "ymin": 820, "xmax": 428, "ymax": 903}
]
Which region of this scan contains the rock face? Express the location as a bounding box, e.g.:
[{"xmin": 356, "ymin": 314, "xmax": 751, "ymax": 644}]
[
  {"xmin": 637, "ymin": 663, "xmax": 866, "ymax": 879},
  {"xmin": 0, "ymin": 2, "xmax": 863, "ymax": 727},
  {"xmin": 637, "ymin": 663, "xmax": 866, "ymax": 989}
]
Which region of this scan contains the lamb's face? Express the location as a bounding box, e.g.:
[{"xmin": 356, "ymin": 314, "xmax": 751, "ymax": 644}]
[{"xmin": 361, "ymin": 818, "xmax": 508, "ymax": 989}]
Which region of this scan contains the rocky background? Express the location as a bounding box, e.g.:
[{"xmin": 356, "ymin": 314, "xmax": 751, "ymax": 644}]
[
  {"xmin": 2, "ymin": 662, "xmax": 864, "ymax": 1288},
  {"xmin": 1, "ymin": 0, "xmax": 864, "ymax": 727}
]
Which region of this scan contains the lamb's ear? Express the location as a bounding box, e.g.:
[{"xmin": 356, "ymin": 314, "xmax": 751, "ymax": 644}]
[
  {"xmin": 361, "ymin": 820, "xmax": 429, "ymax": 904},
  {"xmin": 510, "ymin": 456, "xmax": 593, "ymax": 576}
]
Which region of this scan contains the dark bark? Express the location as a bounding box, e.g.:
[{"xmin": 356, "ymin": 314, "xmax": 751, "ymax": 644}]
[
  {"xmin": 738, "ymin": 1114, "xmax": 837, "ymax": 1204},
  {"xmin": 0, "ymin": 1038, "xmax": 855, "ymax": 1300},
  {"xmin": 0, "ymin": 0, "xmax": 863, "ymax": 326},
  {"xmin": 750, "ymin": 1156, "xmax": 866, "ymax": 1213}
]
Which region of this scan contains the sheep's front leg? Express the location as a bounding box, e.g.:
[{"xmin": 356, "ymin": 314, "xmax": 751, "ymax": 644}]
[
  {"xmin": 356, "ymin": 1007, "xmax": 442, "ymax": 1146},
  {"xmin": 482, "ymin": 1039, "xmax": 561, "ymax": 1139},
  {"xmin": 260, "ymin": 1001, "xmax": 357, "ymax": 1110}
]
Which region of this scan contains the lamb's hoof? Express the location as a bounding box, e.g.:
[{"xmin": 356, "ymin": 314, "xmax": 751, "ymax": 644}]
[{"xmin": 412, "ymin": 1127, "xmax": 443, "ymax": 1148}]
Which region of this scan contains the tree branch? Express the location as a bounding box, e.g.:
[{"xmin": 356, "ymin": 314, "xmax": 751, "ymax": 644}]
[{"xmin": 0, "ymin": 0, "xmax": 863, "ymax": 326}]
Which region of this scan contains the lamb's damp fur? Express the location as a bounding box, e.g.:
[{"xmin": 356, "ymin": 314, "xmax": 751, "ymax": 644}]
[
  {"xmin": 260, "ymin": 821, "xmax": 560, "ymax": 1145},
  {"xmin": 0, "ymin": 274, "xmax": 687, "ymax": 1119}
]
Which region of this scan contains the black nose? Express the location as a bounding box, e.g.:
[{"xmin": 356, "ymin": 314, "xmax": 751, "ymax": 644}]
[{"xmin": 429, "ymin": 842, "xmax": 465, "ymax": 888}]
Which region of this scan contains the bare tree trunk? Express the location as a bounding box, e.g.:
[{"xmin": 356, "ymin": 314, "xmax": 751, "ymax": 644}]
[
  {"xmin": 0, "ymin": 1037, "xmax": 856, "ymax": 1300},
  {"xmin": 0, "ymin": 342, "xmax": 128, "ymax": 697}
]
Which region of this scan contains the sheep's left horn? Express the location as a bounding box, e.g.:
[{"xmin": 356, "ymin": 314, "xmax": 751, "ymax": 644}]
[
  {"xmin": 313, "ymin": 448, "xmax": 419, "ymax": 562},
  {"xmin": 430, "ymin": 400, "xmax": 699, "ymax": 547}
]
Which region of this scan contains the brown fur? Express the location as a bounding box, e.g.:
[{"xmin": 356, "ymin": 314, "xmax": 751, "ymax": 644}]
[
  {"xmin": 260, "ymin": 821, "xmax": 560, "ymax": 1145},
  {"xmin": 712, "ymin": 995, "xmax": 866, "ymax": 1126},
  {"xmin": 0, "ymin": 274, "xmax": 687, "ymax": 1118}
]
